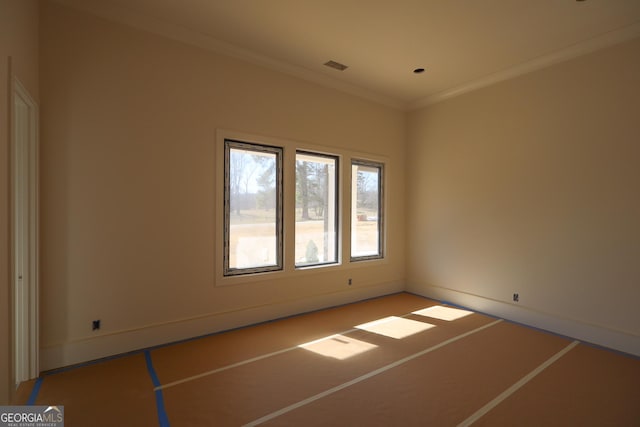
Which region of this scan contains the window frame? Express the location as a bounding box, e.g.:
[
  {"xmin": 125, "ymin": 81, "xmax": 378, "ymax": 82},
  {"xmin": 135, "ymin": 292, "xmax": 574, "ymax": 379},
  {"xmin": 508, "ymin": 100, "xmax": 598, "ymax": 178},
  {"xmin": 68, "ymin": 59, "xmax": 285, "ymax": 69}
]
[
  {"xmin": 223, "ymin": 139, "xmax": 284, "ymax": 276},
  {"xmin": 294, "ymin": 150, "xmax": 340, "ymax": 269},
  {"xmin": 350, "ymin": 159, "xmax": 385, "ymax": 262}
]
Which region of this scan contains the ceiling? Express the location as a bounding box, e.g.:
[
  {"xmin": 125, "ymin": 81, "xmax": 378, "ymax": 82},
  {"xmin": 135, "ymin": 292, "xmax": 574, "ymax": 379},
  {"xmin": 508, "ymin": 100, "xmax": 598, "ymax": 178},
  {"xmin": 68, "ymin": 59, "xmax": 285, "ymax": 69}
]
[{"xmin": 56, "ymin": 0, "xmax": 640, "ymax": 110}]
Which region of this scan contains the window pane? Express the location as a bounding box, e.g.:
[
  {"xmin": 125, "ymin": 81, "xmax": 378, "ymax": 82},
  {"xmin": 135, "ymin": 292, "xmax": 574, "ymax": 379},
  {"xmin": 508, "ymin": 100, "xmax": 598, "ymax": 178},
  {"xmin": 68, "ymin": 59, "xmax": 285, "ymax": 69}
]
[
  {"xmin": 351, "ymin": 161, "xmax": 383, "ymax": 260},
  {"xmin": 225, "ymin": 140, "xmax": 282, "ymax": 275},
  {"xmin": 295, "ymin": 152, "xmax": 338, "ymax": 267}
]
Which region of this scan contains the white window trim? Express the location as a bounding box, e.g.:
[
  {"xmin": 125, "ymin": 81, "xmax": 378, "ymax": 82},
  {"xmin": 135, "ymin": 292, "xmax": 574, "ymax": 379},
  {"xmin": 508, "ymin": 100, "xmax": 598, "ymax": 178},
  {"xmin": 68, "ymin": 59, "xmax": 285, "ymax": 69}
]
[{"xmin": 215, "ymin": 129, "xmax": 389, "ymax": 286}]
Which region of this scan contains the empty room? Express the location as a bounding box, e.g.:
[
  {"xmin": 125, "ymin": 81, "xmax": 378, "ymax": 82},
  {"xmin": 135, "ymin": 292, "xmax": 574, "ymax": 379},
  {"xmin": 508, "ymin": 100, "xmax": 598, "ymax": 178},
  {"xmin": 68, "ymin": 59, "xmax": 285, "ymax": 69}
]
[{"xmin": 1, "ymin": 0, "xmax": 639, "ymax": 425}]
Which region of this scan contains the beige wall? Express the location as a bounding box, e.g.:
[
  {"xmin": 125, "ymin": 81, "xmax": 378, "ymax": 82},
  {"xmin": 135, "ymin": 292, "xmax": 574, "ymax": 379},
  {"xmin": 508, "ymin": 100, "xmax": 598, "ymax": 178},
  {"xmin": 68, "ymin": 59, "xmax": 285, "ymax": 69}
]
[
  {"xmin": 407, "ymin": 37, "xmax": 640, "ymax": 354},
  {"xmin": 0, "ymin": 0, "xmax": 39, "ymax": 405},
  {"xmin": 39, "ymin": 2, "xmax": 406, "ymax": 368}
]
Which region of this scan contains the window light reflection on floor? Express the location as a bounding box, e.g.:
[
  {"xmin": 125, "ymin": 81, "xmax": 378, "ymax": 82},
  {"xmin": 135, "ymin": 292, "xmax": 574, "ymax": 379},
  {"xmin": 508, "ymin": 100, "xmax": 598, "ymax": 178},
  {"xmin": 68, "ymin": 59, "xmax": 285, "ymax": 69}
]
[
  {"xmin": 412, "ymin": 305, "xmax": 474, "ymax": 321},
  {"xmin": 355, "ymin": 316, "xmax": 435, "ymax": 339},
  {"xmin": 298, "ymin": 334, "xmax": 378, "ymax": 360}
]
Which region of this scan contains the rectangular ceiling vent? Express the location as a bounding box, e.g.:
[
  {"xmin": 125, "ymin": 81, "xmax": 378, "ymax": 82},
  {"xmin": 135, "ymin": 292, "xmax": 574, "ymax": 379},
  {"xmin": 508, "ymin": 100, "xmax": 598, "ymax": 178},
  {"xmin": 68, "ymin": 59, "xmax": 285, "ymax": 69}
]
[{"xmin": 324, "ymin": 60, "xmax": 348, "ymax": 71}]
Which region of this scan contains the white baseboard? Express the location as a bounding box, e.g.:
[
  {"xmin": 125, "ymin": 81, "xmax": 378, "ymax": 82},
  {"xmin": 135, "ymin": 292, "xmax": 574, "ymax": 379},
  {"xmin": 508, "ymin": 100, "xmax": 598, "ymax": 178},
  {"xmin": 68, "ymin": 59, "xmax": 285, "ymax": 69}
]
[
  {"xmin": 40, "ymin": 281, "xmax": 404, "ymax": 371},
  {"xmin": 408, "ymin": 284, "xmax": 640, "ymax": 357}
]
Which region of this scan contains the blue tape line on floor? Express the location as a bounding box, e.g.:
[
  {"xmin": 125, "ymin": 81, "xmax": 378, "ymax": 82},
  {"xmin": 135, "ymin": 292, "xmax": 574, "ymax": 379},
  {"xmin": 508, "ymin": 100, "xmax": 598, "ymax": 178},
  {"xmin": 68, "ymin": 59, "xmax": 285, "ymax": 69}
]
[
  {"xmin": 26, "ymin": 377, "xmax": 43, "ymax": 405},
  {"xmin": 145, "ymin": 350, "xmax": 170, "ymax": 427}
]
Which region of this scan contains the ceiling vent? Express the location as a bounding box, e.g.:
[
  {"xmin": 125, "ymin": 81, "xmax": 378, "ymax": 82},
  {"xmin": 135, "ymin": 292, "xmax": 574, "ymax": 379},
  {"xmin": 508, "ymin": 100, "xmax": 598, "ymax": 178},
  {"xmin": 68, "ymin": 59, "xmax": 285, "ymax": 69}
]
[{"xmin": 324, "ymin": 60, "xmax": 348, "ymax": 71}]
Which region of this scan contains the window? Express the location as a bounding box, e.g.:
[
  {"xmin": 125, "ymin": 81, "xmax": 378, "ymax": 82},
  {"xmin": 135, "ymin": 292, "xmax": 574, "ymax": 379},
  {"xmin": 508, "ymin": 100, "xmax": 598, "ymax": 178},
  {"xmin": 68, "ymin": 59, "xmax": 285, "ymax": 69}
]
[
  {"xmin": 219, "ymin": 132, "xmax": 387, "ymax": 279},
  {"xmin": 295, "ymin": 152, "xmax": 339, "ymax": 267},
  {"xmin": 351, "ymin": 160, "xmax": 384, "ymax": 260},
  {"xmin": 224, "ymin": 140, "xmax": 283, "ymax": 276}
]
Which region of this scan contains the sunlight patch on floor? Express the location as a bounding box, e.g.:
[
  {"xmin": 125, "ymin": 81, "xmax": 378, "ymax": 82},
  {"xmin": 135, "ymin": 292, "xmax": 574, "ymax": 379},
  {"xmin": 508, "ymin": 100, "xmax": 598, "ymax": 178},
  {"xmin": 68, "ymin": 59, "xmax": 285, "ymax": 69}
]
[
  {"xmin": 298, "ymin": 334, "xmax": 378, "ymax": 360},
  {"xmin": 413, "ymin": 305, "xmax": 474, "ymax": 321},
  {"xmin": 355, "ymin": 316, "xmax": 436, "ymax": 339}
]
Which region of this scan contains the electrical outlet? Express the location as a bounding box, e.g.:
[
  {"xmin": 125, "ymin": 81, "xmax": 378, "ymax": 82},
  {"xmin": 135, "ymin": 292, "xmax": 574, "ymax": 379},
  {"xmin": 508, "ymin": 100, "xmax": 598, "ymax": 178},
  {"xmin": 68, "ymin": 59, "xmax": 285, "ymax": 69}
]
[
  {"xmin": 92, "ymin": 319, "xmax": 101, "ymax": 331},
  {"xmin": 348, "ymin": 278, "xmax": 352, "ymax": 285},
  {"xmin": 513, "ymin": 293, "xmax": 519, "ymax": 302}
]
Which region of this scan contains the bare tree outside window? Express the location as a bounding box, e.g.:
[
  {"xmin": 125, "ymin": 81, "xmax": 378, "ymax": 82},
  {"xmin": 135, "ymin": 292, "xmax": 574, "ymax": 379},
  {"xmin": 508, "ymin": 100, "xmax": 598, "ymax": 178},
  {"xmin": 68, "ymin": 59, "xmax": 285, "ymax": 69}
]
[
  {"xmin": 295, "ymin": 152, "xmax": 338, "ymax": 267},
  {"xmin": 223, "ymin": 137, "xmax": 383, "ymax": 275},
  {"xmin": 224, "ymin": 140, "xmax": 282, "ymax": 275}
]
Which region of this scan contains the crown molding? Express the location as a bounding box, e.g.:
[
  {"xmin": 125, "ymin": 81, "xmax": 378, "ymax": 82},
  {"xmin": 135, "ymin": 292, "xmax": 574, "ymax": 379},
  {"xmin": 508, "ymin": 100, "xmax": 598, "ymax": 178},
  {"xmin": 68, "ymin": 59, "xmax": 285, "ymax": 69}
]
[
  {"xmin": 52, "ymin": 0, "xmax": 406, "ymax": 110},
  {"xmin": 408, "ymin": 22, "xmax": 640, "ymax": 111},
  {"xmin": 52, "ymin": 1, "xmax": 640, "ymax": 112}
]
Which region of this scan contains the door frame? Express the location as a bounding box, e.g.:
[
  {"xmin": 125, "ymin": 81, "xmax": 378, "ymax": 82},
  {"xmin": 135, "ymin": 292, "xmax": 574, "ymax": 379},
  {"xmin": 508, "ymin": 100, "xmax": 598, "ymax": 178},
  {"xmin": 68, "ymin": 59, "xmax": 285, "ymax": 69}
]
[{"xmin": 10, "ymin": 75, "xmax": 39, "ymax": 385}]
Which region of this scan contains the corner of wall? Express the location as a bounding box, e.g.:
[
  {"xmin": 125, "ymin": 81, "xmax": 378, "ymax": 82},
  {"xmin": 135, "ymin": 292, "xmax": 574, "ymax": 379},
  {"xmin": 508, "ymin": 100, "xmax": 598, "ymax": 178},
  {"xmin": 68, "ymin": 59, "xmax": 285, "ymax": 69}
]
[{"xmin": 408, "ymin": 283, "xmax": 640, "ymax": 357}]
